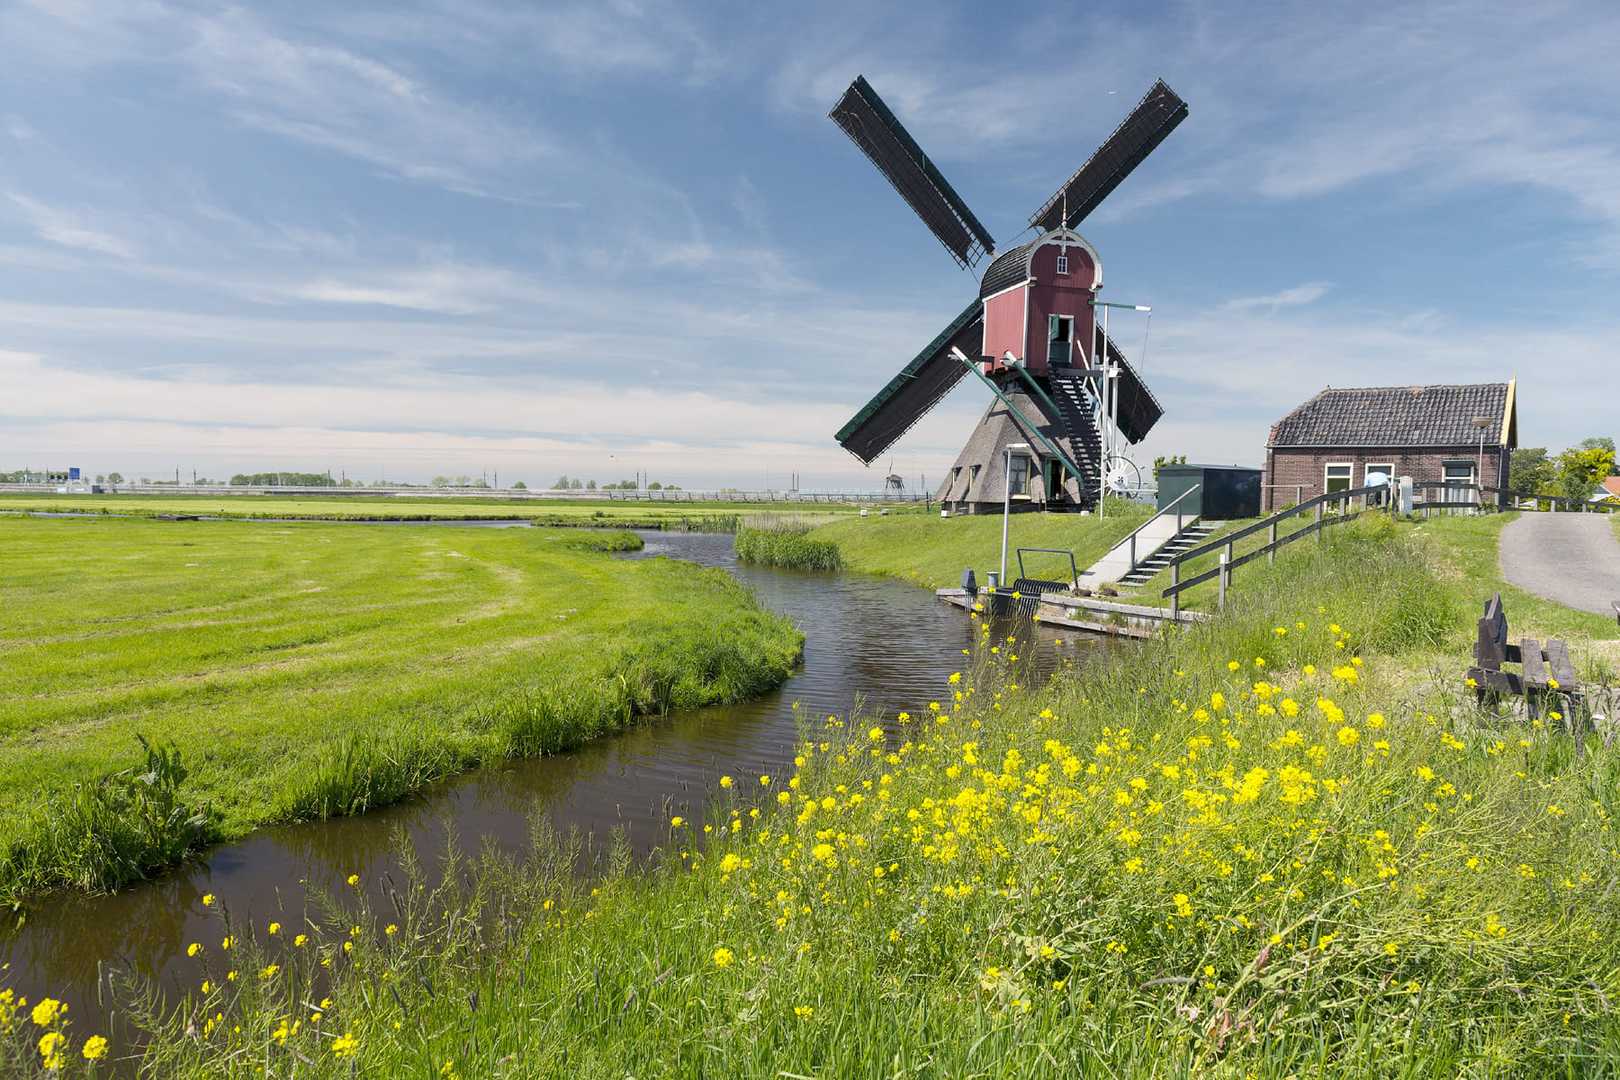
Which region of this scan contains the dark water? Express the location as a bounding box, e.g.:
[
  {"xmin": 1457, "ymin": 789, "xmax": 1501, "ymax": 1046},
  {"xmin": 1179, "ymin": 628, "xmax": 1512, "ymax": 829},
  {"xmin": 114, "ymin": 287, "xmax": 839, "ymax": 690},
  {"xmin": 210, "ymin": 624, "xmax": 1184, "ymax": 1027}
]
[{"xmin": 1, "ymin": 531, "xmax": 1102, "ymax": 1037}]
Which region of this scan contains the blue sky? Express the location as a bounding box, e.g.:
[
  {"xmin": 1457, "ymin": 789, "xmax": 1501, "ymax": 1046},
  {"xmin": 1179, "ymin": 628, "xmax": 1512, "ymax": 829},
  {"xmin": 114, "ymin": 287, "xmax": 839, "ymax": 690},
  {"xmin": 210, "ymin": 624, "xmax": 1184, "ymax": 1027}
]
[{"xmin": 3, "ymin": 0, "xmax": 1617, "ymax": 488}]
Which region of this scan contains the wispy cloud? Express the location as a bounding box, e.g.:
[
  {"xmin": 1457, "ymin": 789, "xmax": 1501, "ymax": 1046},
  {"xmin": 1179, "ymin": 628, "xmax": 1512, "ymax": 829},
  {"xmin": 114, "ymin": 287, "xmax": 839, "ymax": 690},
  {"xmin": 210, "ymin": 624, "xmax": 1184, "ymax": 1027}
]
[
  {"xmin": 5, "ymin": 194, "xmax": 135, "ymax": 259},
  {"xmin": 1224, "ymin": 283, "xmax": 1332, "ymax": 313}
]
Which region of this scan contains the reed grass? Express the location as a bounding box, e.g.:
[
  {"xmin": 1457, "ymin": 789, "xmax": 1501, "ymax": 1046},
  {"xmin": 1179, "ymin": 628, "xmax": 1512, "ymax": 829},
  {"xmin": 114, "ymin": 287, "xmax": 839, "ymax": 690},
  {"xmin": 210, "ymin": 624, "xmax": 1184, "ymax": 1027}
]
[
  {"xmin": 13, "ymin": 525, "xmax": 1617, "ymax": 1075},
  {"xmin": 734, "ymin": 515, "xmax": 844, "ymax": 571}
]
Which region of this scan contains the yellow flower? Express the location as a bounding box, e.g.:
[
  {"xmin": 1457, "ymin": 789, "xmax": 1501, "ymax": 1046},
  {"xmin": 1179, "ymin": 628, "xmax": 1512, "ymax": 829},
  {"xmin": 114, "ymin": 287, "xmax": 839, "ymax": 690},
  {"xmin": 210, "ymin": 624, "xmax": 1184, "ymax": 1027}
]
[
  {"xmin": 385, "ymin": 923, "xmax": 399, "ymax": 936},
  {"xmin": 259, "ymin": 964, "xmax": 280, "ymax": 980},
  {"xmin": 719, "ymin": 775, "xmax": 733, "ymax": 789},
  {"xmin": 331, "ymin": 1031, "xmax": 359, "ymax": 1059},
  {"xmin": 186, "ymin": 942, "xmax": 203, "ymax": 958},
  {"xmin": 1336, "ymin": 726, "xmax": 1360, "ymax": 747},
  {"xmin": 868, "ymin": 726, "xmax": 884, "ymax": 741},
  {"xmin": 221, "ymin": 935, "xmax": 234, "ymax": 951},
  {"xmin": 346, "ymin": 874, "xmax": 360, "ymax": 887},
  {"xmin": 712, "ymin": 946, "xmax": 735, "ymax": 969},
  {"xmin": 1227, "ymin": 660, "xmax": 1241, "ymax": 672},
  {"xmin": 670, "ymin": 815, "xmax": 685, "ymax": 828},
  {"xmin": 794, "ymin": 1005, "xmax": 814, "ymax": 1019},
  {"xmin": 759, "ymin": 775, "xmax": 772, "ymax": 786},
  {"xmin": 201, "ymin": 893, "xmax": 215, "ymax": 906},
  {"xmin": 38, "ymin": 1031, "xmax": 67, "ymax": 1069},
  {"xmin": 267, "ymin": 921, "xmax": 281, "ymax": 936},
  {"xmin": 293, "ymin": 934, "xmax": 308, "ymax": 948},
  {"xmin": 82, "ymin": 1034, "xmax": 109, "ymax": 1061},
  {"xmin": 31, "ymin": 998, "xmax": 65, "ymax": 1028}
]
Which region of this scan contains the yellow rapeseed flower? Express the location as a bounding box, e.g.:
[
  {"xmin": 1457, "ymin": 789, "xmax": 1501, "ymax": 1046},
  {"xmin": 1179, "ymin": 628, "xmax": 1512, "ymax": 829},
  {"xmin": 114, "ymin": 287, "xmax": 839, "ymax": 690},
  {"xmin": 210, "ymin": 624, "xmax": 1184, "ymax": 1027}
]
[
  {"xmin": 201, "ymin": 893, "xmax": 215, "ymax": 907},
  {"xmin": 331, "ymin": 1031, "xmax": 359, "ymax": 1058},
  {"xmin": 31, "ymin": 998, "xmax": 64, "ymax": 1028},
  {"xmin": 82, "ymin": 1034, "xmax": 109, "ymax": 1061},
  {"xmin": 719, "ymin": 775, "xmax": 733, "ymax": 788},
  {"xmin": 711, "ymin": 947, "xmax": 735, "ymax": 969},
  {"xmin": 346, "ymin": 874, "xmax": 360, "ymax": 887},
  {"xmin": 38, "ymin": 1031, "xmax": 67, "ymax": 1069},
  {"xmin": 268, "ymin": 921, "xmax": 281, "ymax": 936}
]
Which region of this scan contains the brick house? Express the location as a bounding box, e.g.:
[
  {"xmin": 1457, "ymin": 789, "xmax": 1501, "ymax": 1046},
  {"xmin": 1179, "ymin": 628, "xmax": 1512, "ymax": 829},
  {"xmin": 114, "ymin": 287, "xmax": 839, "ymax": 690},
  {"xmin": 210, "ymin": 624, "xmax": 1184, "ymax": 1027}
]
[{"xmin": 1262, "ymin": 381, "xmax": 1517, "ymax": 512}]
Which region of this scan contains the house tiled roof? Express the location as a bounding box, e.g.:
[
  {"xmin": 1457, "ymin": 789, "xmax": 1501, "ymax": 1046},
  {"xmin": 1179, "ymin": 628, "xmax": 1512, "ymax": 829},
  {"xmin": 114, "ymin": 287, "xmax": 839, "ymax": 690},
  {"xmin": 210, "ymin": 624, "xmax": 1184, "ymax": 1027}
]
[
  {"xmin": 1599, "ymin": 475, "xmax": 1620, "ymax": 500},
  {"xmin": 1268, "ymin": 382, "xmax": 1512, "ymax": 448}
]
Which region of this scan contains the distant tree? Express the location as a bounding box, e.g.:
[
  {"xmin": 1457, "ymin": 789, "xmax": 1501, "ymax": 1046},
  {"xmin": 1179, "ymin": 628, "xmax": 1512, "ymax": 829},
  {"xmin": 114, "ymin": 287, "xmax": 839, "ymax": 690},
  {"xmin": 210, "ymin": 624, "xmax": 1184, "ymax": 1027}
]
[
  {"xmin": 511, "ymin": 480, "xmax": 527, "ymax": 490},
  {"xmin": 647, "ymin": 481, "xmax": 663, "ymax": 491},
  {"xmin": 1151, "ymin": 454, "xmax": 1188, "ymax": 479},
  {"xmin": 1508, "ymin": 448, "xmax": 1555, "ymax": 498},
  {"xmin": 1556, "ymin": 445, "xmax": 1616, "ymax": 502},
  {"xmin": 107, "ymin": 472, "xmax": 123, "ymax": 484},
  {"xmin": 569, "ymin": 478, "xmax": 584, "ymax": 489},
  {"xmin": 431, "ymin": 476, "xmax": 450, "ymax": 488},
  {"xmin": 586, "ymin": 479, "xmax": 596, "ymax": 490},
  {"xmin": 664, "ymin": 484, "xmax": 680, "ymax": 491},
  {"xmin": 552, "ymin": 475, "xmax": 571, "ymax": 490},
  {"xmin": 1576, "ymin": 436, "xmax": 1616, "ymax": 455}
]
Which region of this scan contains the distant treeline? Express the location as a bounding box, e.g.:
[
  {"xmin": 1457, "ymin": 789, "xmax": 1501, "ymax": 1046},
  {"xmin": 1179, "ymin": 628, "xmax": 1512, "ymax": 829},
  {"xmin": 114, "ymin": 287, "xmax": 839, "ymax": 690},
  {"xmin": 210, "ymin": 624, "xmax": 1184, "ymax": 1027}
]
[{"xmin": 229, "ymin": 472, "xmax": 339, "ymax": 486}]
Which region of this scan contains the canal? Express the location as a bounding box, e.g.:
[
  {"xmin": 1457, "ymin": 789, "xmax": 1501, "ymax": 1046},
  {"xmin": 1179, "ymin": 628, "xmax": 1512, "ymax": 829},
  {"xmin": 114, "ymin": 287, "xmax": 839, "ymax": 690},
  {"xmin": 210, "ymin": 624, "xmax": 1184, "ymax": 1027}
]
[{"xmin": 1, "ymin": 529, "xmax": 1106, "ymax": 1037}]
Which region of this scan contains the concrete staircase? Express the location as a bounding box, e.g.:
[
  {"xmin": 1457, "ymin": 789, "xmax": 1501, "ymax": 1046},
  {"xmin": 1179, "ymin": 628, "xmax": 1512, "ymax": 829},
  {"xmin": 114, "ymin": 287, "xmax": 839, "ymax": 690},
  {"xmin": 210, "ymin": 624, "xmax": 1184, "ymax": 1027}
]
[
  {"xmin": 1078, "ymin": 515, "xmax": 1216, "ymax": 589},
  {"xmin": 1117, "ymin": 521, "xmax": 1218, "ymax": 588}
]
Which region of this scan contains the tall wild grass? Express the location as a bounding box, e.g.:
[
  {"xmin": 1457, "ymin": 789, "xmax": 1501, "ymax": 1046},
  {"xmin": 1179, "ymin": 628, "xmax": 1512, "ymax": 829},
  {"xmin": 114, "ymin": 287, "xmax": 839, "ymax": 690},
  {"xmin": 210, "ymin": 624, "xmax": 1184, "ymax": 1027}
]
[{"xmin": 734, "ymin": 515, "xmax": 843, "ymax": 571}]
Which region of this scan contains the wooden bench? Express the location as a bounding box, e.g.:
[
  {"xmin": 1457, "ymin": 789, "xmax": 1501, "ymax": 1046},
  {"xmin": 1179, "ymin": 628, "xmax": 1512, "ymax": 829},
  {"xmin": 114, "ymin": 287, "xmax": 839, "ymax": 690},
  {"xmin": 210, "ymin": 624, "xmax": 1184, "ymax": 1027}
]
[{"xmin": 1467, "ymin": 593, "xmax": 1582, "ymax": 727}]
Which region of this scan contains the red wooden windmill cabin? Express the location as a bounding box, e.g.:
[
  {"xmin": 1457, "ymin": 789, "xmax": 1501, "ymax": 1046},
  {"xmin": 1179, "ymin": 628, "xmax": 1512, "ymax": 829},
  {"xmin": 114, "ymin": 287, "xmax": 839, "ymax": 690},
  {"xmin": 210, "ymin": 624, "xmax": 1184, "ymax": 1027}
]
[{"xmin": 827, "ymin": 77, "xmax": 1187, "ymax": 513}]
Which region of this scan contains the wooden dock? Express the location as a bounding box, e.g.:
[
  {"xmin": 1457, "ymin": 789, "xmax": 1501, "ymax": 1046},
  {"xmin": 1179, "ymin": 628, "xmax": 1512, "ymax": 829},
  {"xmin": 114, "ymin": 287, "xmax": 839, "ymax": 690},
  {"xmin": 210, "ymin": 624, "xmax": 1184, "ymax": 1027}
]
[{"xmin": 936, "ymin": 588, "xmax": 1206, "ymax": 638}]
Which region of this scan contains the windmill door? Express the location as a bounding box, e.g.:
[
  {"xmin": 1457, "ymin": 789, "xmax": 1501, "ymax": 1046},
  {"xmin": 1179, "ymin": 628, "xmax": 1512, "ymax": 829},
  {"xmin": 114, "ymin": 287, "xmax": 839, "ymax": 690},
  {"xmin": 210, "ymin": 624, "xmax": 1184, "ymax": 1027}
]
[{"xmin": 1047, "ymin": 315, "xmax": 1074, "ymax": 367}]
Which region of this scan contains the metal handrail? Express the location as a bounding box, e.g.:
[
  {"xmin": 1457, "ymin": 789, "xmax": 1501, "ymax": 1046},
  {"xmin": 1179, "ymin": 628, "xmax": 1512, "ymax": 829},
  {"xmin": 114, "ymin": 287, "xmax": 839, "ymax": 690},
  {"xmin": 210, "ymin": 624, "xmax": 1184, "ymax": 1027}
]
[
  {"xmin": 1016, "ymin": 547, "xmax": 1081, "ymax": 590},
  {"xmin": 1114, "ymin": 483, "xmax": 1202, "ymax": 576},
  {"xmin": 1168, "ymin": 481, "xmax": 1387, "ymax": 568}
]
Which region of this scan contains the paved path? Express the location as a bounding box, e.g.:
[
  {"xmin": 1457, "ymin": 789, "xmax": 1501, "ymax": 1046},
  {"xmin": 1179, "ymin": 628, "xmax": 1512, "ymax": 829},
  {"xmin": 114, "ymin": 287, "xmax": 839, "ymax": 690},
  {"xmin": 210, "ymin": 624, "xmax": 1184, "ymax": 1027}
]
[{"xmin": 1499, "ymin": 512, "xmax": 1620, "ymax": 615}]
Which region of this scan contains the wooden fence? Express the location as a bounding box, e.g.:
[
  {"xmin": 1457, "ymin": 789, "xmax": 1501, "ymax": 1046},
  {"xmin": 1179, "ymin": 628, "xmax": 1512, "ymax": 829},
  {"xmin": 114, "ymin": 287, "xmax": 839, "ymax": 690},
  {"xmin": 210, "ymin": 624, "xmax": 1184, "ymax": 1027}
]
[{"xmin": 1163, "ymin": 482, "xmax": 1389, "ymax": 615}]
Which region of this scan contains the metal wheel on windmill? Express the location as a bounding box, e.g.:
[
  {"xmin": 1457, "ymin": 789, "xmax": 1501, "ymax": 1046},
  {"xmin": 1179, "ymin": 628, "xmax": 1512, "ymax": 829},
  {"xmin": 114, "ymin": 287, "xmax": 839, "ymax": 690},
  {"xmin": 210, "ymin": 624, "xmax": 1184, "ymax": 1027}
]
[{"xmin": 826, "ymin": 76, "xmax": 1185, "ymax": 515}]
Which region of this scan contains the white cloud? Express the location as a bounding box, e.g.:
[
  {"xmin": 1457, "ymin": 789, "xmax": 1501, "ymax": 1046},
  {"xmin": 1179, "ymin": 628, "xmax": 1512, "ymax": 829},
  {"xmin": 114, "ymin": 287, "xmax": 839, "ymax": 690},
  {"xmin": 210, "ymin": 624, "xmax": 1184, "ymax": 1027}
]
[
  {"xmin": 1224, "ymin": 283, "xmax": 1332, "ymax": 313},
  {"xmin": 5, "ymin": 194, "xmax": 136, "ymax": 259}
]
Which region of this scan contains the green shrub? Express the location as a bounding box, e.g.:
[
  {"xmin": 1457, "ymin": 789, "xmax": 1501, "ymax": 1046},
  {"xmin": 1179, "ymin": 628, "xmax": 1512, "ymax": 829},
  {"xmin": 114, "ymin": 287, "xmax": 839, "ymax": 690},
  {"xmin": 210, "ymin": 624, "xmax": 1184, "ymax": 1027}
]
[{"xmin": 734, "ymin": 518, "xmax": 843, "ymax": 571}]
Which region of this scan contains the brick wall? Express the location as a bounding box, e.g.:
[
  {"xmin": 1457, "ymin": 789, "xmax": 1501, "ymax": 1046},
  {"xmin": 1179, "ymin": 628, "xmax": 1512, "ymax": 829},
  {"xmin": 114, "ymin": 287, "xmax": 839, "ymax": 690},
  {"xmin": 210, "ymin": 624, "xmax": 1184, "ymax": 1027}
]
[{"xmin": 1262, "ymin": 446, "xmax": 1507, "ymax": 511}]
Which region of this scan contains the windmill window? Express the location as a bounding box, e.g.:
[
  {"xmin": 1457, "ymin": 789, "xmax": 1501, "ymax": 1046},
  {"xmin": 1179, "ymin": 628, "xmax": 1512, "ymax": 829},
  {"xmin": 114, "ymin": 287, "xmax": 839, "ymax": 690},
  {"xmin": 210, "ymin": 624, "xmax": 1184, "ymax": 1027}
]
[
  {"xmin": 970, "ymin": 464, "xmax": 981, "ymax": 488},
  {"xmin": 1008, "ymin": 454, "xmax": 1031, "ymax": 497},
  {"xmin": 1055, "ymin": 254, "xmax": 1069, "ymax": 275}
]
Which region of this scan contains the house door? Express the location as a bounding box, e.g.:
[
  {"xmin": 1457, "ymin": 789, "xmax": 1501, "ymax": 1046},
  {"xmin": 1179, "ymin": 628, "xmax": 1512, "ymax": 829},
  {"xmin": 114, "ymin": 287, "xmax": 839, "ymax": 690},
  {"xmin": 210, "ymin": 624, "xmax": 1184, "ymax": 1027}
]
[{"xmin": 1044, "ymin": 458, "xmax": 1062, "ymax": 501}]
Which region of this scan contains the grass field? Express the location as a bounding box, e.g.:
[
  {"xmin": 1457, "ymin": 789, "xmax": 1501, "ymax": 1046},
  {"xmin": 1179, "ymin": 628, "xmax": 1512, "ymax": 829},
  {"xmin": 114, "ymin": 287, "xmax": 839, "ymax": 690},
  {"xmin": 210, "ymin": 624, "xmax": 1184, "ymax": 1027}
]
[
  {"xmin": 806, "ymin": 502, "xmax": 1150, "ymax": 589},
  {"xmin": 0, "ymin": 492, "xmax": 881, "ymax": 528},
  {"xmin": 0, "ymin": 516, "xmax": 802, "ymax": 904},
  {"xmin": 23, "ymin": 520, "xmax": 1619, "ymax": 1076}
]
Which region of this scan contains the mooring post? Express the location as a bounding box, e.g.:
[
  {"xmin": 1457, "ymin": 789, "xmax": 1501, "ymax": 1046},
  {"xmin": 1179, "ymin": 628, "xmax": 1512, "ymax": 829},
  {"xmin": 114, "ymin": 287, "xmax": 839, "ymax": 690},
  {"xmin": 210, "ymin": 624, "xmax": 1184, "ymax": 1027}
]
[
  {"xmin": 1217, "ymin": 550, "xmax": 1229, "ymax": 610},
  {"xmin": 1268, "ymin": 520, "xmax": 1277, "ymax": 565}
]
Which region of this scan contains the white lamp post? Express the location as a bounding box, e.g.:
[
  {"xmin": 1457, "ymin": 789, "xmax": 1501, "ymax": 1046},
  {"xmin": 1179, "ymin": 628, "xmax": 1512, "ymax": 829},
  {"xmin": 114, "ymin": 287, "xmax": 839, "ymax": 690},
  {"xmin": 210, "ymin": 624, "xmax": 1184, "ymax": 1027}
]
[{"xmin": 1001, "ymin": 442, "xmax": 1030, "ymax": 586}]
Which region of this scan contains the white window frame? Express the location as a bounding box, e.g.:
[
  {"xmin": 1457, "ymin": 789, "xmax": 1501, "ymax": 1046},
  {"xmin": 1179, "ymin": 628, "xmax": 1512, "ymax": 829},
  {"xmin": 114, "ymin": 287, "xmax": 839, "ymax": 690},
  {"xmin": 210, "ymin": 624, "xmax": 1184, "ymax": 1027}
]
[
  {"xmin": 1324, "ymin": 462, "xmax": 1353, "ymax": 495},
  {"xmin": 1055, "ymin": 253, "xmax": 1069, "ymax": 275},
  {"xmin": 1007, "ymin": 453, "xmax": 1032, "ymax": 498},
  {"xmin": 1364, "ymin": 462, "xmax": 1393, "ymax": 483}
]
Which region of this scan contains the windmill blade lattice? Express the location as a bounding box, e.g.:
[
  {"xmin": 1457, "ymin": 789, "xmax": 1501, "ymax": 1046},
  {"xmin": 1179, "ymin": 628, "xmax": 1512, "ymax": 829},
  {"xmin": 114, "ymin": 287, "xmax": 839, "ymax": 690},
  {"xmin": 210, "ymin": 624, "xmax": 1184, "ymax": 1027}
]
[
  {"xmin": 829, "ymin": 76, "xmax": 996, "ymax": 269},
  {"xmin": 1028, "ymin": 79, "xmax": 1188, "ymax": 233}
]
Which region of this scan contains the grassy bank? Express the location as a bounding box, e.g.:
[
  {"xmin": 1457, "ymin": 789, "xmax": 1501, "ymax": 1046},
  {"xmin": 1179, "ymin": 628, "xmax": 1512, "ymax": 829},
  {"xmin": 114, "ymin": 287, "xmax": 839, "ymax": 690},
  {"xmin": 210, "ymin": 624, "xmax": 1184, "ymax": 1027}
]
[
  {"xmin": 806, "ymin": 502, "xmax": 1150, "ymax": 589},
  {"xmin": 0, "ymin": 517, "xmax": 802, "ymax": 905},
  {"xmin": 16, "ymin": 520, "xmax": 1615, "ymax": 1075},
  {"xmin": 734, "ymin": 515, "xmax": 844, "ymax": 571},
  {"xmin": 0, "ymin": 493, "xmax": 863, "ymax": 530}
]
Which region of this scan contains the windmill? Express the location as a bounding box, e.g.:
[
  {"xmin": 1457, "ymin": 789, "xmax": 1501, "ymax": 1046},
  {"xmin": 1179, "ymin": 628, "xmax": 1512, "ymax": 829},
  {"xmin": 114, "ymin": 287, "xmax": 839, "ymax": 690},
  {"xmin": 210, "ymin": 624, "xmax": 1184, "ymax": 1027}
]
[
  {"xmin": 827, "ymin": 76, "xmax": 1186, "ymax": 514},
  {"xmin": 882, "ymin": 458, "xmax": 906, "ymax": 499}
]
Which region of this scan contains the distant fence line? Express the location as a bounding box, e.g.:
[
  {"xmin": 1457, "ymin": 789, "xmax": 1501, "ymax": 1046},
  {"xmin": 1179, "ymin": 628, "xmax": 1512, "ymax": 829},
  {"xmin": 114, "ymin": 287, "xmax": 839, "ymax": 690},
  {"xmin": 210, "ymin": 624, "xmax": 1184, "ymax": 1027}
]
[{"xmin": 0, "ymin": 482, "xmax": 926, "ymax": 504}]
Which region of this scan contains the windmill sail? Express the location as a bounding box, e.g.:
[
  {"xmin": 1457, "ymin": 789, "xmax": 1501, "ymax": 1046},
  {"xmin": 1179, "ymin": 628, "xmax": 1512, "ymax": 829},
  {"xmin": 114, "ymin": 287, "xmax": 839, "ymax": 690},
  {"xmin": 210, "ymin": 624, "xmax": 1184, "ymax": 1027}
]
[
  {"xmin": 1093, "ymin": 325, "xmax": 1163, "ymax": 444},
  {"xmin": 835, "ymin": 298, "xmax": 983, "ymax": 463},
  {"xmin": 830, "ymin": 76, "xmax": 996, "ymax": 269},
  {"xmin": 1028, "ymin": 79, "xmax": 1188, "ymax": 233}
]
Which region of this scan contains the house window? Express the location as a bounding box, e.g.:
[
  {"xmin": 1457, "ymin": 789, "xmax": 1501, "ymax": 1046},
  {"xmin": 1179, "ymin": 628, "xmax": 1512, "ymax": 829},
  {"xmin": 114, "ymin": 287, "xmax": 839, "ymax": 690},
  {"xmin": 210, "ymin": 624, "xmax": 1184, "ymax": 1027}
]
[
  {"xmin": 1364, "ymin": 462, "xmax": 1394, "ymax": 505},
  {"xmin": 1324, "ymin": 463, "xmax": 1353, "ymax": 495},
  {"xmin": 1055, "ymin": 254, "xmax": 1069, "ymax": 275},
  {"xmin": 1008, "ymin": 454, "xmax": 1031, "ymax": 497}
]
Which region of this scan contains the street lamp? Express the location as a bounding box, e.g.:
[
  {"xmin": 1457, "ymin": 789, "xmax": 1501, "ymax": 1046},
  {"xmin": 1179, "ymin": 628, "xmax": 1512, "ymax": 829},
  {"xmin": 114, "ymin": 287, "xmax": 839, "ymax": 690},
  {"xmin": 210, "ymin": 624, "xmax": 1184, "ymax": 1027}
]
[
  {"xmin": 1471, "ymin": 416, "xmax": 1493, "ymax": 507},
  {"xmin": 1001, "ymin": 442, "xmax": 1030, "ymax": 586}
]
